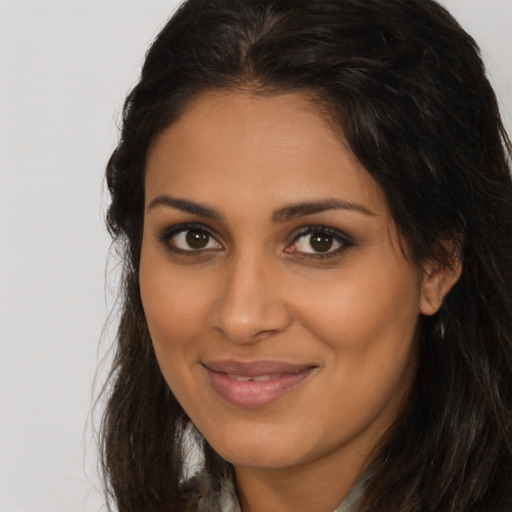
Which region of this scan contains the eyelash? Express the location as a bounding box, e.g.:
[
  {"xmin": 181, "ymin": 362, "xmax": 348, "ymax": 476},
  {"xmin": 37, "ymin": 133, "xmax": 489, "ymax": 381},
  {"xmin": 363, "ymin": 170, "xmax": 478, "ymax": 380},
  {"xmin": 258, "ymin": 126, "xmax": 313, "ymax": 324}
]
[
  {"xmin": 287, "ymin": 226, "xmax": 355, "ymax": 260},
  {"xmin": 157, "ymin": 223, "xmax": 355, "ymax": 260},
  {"xmin": 157, "ymin": 223, "xmax": 221, "ymax": 254}
]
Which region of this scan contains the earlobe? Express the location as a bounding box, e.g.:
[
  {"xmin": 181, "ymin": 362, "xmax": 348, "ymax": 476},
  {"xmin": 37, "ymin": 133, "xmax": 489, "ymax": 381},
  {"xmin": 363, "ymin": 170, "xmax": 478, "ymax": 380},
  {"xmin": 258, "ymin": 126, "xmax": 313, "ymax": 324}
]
[{"xmin": 419, "ymin": 258, "xmax": 462, "ymax": 316}]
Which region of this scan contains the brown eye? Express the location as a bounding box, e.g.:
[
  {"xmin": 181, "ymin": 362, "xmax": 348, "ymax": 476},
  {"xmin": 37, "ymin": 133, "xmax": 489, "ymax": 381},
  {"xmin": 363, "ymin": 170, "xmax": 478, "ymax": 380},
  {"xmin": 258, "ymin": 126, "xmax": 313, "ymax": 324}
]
[
  {"xmin": 309, "ymin": 233, "xmax": 333, "ymax": 252},
  {"xmin": 289, "ymin": 228, "xmax": 351, "ymax": 257},
  {"xmin": 167, "ymin": 227, "xmax": 221, "ymax": 252},
  {"xmin": 186, "ymin": 229, "xmax": 210, "ymax": 249}
]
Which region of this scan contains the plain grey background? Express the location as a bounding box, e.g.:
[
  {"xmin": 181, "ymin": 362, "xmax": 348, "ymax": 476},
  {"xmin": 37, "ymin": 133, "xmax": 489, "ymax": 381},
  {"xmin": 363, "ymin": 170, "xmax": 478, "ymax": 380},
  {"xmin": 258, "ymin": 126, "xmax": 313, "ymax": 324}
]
[{"xmin": 1, "ymin": 1, "xmax": 511, "ymax": 511}]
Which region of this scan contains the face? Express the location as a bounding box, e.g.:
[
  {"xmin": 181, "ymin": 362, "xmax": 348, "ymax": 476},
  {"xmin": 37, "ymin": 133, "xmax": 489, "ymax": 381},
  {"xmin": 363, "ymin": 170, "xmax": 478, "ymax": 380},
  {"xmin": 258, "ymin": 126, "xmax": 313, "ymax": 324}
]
[{"xmin": 140, "ymin": 91, "xmax": 431, "ymax": 474}]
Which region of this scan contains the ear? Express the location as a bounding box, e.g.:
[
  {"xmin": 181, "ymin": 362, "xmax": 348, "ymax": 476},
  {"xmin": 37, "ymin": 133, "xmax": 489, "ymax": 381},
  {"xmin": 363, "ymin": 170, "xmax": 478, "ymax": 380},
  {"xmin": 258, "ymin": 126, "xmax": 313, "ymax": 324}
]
[{"xmin": 419, "ymin": 253, "xmax": 462, "ymax": 316}]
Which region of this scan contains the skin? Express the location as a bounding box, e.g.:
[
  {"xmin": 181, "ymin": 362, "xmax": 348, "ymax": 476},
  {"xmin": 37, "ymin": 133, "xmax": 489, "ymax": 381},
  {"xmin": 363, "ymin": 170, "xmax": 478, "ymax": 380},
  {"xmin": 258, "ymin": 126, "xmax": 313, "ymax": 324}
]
[{"xmin": 139, "ymin": 91, "xmax": 459, "ymax": 512}]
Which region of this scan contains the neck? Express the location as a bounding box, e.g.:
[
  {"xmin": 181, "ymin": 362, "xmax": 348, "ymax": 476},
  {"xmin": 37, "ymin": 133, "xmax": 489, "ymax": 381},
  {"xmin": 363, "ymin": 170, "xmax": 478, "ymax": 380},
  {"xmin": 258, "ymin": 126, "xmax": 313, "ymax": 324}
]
[{"xmin": 234, "ymin": 449, "xmax": 370, "ymax": 512}]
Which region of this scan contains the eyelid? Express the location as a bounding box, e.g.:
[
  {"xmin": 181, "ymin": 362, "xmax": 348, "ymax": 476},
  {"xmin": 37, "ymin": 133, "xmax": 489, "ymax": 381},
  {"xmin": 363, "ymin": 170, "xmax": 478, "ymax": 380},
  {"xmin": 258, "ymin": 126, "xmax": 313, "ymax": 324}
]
[
  {"xmin": 286, "ymin": 225, "xmax": 355, "ymax": 258},
  {"xmin": 157, "ymin": 222, "xmax": 223, "ymax": 253},
  {"xmin": 156, "ymin": 222, "xmax": 354, "ymax": 260}
]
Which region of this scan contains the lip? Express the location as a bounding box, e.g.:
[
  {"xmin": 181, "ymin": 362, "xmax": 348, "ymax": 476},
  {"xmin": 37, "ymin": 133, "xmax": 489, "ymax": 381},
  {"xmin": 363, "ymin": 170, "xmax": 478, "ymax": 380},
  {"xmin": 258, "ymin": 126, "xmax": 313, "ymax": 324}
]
[{"xmin": 202, "ymin": 359, "xmax": 317, "ymax": 409}]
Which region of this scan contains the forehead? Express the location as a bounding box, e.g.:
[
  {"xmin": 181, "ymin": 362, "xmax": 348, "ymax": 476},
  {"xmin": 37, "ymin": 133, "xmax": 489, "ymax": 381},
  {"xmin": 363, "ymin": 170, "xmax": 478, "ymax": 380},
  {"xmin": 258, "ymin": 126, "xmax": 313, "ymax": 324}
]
[{"xmin": 145, "ymin": 90, "xmax": 389, "ymax": 218}]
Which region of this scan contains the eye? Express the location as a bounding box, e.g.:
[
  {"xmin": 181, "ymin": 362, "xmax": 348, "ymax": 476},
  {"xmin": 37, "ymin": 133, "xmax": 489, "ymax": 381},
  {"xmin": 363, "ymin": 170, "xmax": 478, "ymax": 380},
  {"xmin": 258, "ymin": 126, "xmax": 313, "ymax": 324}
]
[
  {"xmin": 174, "ymin": 229, "xmax": 218, "ymax": 250},
  {"xmin": 286, "ymin": 227, "xmax": 353, "ymax": 258},
  {"xmin": 158, "ymin": 224, "xmax": 222, "ymax": 253}
]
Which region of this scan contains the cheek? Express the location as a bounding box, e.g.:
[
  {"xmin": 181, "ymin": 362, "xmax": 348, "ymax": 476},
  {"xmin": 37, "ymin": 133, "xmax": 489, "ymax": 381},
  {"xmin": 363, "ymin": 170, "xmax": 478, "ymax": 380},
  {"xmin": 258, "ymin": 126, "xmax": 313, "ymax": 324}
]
[
  {"xmin": 140, "ymin": 246, "xmax": 210, "ymax": 346},
  {"xmin": 294, "ymin": 252, "xmax": 422, "ymax": 370},
  {"xmin": 300, "ymin": 266, "xmax": 421, "ymax": 444},
  {"xmin": 139, "ymin": 250, "xmax": 210, "ymax": 408}
]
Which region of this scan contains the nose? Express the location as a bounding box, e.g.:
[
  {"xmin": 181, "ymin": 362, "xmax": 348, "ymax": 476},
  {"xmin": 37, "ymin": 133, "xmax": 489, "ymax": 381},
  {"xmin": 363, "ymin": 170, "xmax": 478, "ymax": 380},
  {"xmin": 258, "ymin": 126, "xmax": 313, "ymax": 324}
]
[{"xmin": 208, "ymin": 252, "xmax": 293, "ymax": 344}]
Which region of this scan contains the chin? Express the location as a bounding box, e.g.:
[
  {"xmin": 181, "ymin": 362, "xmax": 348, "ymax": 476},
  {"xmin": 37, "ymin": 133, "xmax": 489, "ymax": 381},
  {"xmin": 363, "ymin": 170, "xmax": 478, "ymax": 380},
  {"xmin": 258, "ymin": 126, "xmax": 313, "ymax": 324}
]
[
  {"xmin": 201, "ymin": 420, "xmax": 316, "ymax": 470},
  {"xmin": 217, "ymin": 443, "xmax": 298, "ymax": 470}
]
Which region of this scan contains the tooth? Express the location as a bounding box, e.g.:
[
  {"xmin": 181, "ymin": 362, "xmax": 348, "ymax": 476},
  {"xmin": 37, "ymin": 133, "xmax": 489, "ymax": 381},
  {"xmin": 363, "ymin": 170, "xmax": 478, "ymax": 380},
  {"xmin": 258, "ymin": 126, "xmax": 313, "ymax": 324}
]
[
  {"xmin": 227, "ymin": 374, "xmax": 252, "ymax": 382},
  {"xmin": 226, "ymin": 373, "xmax": 283, "ymax": 382}
]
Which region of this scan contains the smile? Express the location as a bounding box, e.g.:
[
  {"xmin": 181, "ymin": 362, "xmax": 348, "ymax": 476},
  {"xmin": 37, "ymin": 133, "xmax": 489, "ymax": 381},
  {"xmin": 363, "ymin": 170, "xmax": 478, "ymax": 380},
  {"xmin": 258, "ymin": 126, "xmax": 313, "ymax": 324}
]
[
  {"xmin": 226, "ymin": 374, "xmax": 282, "ymax": 382},
  {"xmin": 202, "ymin": 360, "xmax": 316, "ymax": 409}
]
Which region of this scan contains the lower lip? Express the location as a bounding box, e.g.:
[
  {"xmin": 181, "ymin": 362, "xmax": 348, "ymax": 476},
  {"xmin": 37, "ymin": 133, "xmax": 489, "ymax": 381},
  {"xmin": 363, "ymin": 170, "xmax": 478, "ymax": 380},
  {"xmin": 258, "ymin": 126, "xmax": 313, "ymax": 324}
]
[{"xmin": 205, "ymin": 367, "xmax": 315, "ymax": 409}]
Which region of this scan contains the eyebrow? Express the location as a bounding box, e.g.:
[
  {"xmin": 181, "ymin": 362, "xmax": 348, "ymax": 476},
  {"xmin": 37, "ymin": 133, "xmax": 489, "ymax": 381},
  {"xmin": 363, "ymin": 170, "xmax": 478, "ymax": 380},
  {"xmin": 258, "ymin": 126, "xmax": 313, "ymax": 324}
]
[
  {"xmin": 147, "ymin": 194, "xmax": 376, "ymax": 222},
  {"xmin": 148, "ymin": 195, "xmax": 224, "ymax": 220},
  {"xmin": 272, "ymin": 199, "xmax": 377, "ymax": 223}
]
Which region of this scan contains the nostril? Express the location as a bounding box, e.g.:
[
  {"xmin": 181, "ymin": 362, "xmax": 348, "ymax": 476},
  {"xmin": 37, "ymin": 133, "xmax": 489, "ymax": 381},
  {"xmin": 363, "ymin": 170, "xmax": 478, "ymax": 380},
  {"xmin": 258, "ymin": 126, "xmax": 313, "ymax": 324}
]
[
  {"xmin": 208, "ymin": 298, "xmax": 292, "ymax": 344},
  {"xmin": 206, "ymin": 259, "xmax": 293, "ymax": 343}
]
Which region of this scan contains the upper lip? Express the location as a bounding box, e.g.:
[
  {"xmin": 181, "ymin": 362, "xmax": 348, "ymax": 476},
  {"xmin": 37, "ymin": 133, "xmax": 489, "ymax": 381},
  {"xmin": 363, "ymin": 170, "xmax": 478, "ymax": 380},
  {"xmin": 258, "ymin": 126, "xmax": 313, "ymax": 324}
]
[{"xmin": 202, "ymin": 359, "xmax": 316, "ymax": 377}]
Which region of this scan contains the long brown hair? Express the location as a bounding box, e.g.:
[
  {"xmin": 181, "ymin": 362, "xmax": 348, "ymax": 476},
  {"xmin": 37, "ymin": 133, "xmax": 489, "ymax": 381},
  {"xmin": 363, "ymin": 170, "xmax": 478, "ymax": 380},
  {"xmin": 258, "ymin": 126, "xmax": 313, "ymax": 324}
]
[{"xmin": 100, "ymin": 0, "xmax": 512, "ymax": 510}]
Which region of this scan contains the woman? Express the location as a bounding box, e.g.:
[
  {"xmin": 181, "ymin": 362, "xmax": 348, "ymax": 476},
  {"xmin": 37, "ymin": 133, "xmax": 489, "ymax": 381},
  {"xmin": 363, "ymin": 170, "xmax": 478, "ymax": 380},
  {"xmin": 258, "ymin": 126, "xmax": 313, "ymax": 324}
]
[{"xmin": 100, "ymin": 0, "xmax": 512, "ymax": 510}]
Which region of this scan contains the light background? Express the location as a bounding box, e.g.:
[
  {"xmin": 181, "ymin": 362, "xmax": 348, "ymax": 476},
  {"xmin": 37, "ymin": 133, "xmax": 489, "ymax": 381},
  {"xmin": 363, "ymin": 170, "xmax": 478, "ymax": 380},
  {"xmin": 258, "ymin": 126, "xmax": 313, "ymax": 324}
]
[{"xmin": 0, "ymin": 1, "xmax": 511, "ymax": 511}]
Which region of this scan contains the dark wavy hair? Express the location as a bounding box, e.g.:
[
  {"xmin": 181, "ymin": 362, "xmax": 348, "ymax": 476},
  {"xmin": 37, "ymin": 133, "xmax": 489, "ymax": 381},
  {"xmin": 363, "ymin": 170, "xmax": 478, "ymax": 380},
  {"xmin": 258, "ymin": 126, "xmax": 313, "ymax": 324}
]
[{"xmin": 101, "ymin": 0, "xmax": 512, "ymax": 510}]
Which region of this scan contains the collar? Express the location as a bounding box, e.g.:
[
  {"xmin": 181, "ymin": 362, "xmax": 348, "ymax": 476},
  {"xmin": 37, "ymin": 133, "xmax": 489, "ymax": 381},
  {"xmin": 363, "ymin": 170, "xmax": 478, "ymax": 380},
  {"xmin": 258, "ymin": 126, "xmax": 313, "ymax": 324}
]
[{"xmin": 217, "ymin": 471, "xmax": 368, "ymax": 512}]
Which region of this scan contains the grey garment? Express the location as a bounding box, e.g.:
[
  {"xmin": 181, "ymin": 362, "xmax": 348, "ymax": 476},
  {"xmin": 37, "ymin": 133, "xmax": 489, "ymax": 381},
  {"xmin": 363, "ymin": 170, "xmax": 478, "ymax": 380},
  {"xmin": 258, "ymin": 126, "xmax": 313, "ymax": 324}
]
[{"xmin": 211, "ymin": 471, "xmax": 368, "ymax": 512}]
